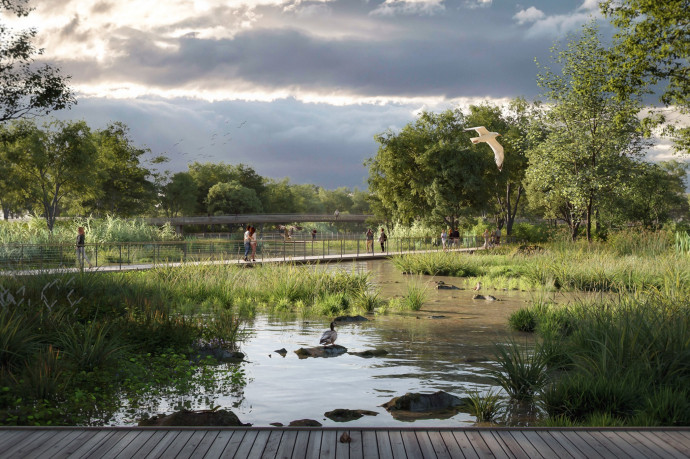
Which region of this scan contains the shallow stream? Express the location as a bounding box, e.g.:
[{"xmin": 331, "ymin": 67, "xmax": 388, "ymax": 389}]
[{"xmin": 118, "ymin": 259, "xmax": 538, "ymax": 427}]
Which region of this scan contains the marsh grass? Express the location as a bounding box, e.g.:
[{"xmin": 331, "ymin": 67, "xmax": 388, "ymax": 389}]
[
  {"xmin": 467, "ymin": 388, "xmax": 504, "ymax": 423},
  {"xmin": 489, "ymin": 340, "xmax": 549, "ymax": 401}
]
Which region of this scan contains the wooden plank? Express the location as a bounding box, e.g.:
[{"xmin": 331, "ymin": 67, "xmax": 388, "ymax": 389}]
[
  {"xmin": 581, "ymin": 431, "xmax": 632, "ymax": 458},
  {"xmin": 438, "ymin": 431, "xmax": 467, "ymax": 459},
  {"xmin": 361, "ymin": 431, "xmax": 379, "ymax": 459},
  {"xmin": 374, "ymin": 431, "xmax": 393, "ymax": 459},
  {"xmin": 335, "ymin": 430, "xmax": 350, "ymax": 459},
  {"xmin": 521, "ymin": 431, "xmax": 571, "ymax": 459},
  {"xmin": 3, "ymin": 429, "xmax": 59, "ymax": 458},
  {"xmin": 304, "ymin": 431, "xmax": 322, "ymax": 459},
  {"xmin": 176, "ymin": 430, "xmax": 213, "ymax": 459},
  {"xmin": 112, "ymin": 430, "xmax": 156, "ymax": 459},
  {"xmin": 559, "ymin": 431, "xmax": 605, "ymax": 459},
  {"xmin": 493, "ymin": 430, "xmax": 530, "ymax": 459},
  {"xmin": 546, "ymin": 431, "xmax": 591, "ymax": 459},
  {"xmin": 60, "ymin": 429, "xmax": 115, "ymax": 459},
  {"xmin": 96, "ymin": 430, "xmax": 144, "ymax": 459},
  {"xmin": 400, "ymin": 430, "xmax": 423, "ymax": 458},
  {"xmin": 153, "ymin": 430, "xmax": 194, "ymax": 458},
  {"xmin": 134, "ymin": 430, "xmax": 180, "ymax": 458},
  {"xmin": 84, "ymin": 429, "xmax": 133, "ymax": 459},
  {"xmin": 232, "ymin": 430, "xmax": 260, "ymax": 459},
  {"xmin": 387, "ymin": 431, "xmax": 407, "ymax": 459},
  {"xmin": 426, "ymin": 431, "xmax": 452, "ymax": 459},
  {"xmin": 415, "ymin": 430, "xmax": 445, "ymax": 458},
  {"xmin": 615, "ymin": 430, "xmax": 665, "ymax": 459},
  {"xmin": 291, "ymin": 430, "xmax": 310, "ymax": 459},
  {"xmin": 204, "ymin": 430, "xmax": 239, "ymax": 459},
  {"xmin": 474, "ymin": 431, "xmax": 510, "ymax": 459},
  {"xmin": 185, "ymin": 430, "xmax": 219, "ymax": 458},
  {"xmin": 27, "ymin": 429, "xmax": 91, "ymax": 459},
  {"xmin": 507, "ymin": 431, "xmax": 545, "ymax": 459},
  {"xmin": 450, "ymin": 431, "xmax": 480, "ymax": 459},
  {"xmin": 319, "ymin": 430, "xmax": 337, "ymax": 459},
  {"xmin": 649, "ymin": 431, "xmax": 690, "ymax": 457},
  {"xmin": 637, "ymin": 431, "xmax": 688, "ymax": 459},
  {"xmin": 275, "ymin": 430, "xmax": 298, "ymax": 459},
  {"xmin": 348, "ymin": 430, "xmax": 363, "ymax": 459},
  {"xmin": 245, "ymin": 430, "xmax": 270, "ymax": 458},
  {"xmin": 0, "ymin": 430, "xmax": 32, "ymax": 450}
]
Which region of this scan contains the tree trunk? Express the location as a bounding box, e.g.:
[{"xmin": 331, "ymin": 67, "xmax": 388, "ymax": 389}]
[{"xmin": 585, "ymin": 195, "xmax": 593, "ymax": 242}]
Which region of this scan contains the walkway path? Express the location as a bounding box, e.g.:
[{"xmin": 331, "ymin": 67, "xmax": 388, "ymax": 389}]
[{"xmin": 1, "ymin": 426, "xmax": 688, "ymax": 458}]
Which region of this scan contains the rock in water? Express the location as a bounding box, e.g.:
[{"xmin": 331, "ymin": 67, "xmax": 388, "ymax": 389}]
[
  {"xmin": 486, "ymin": 295, "xmax": 497, "ymax": 301},
  {"xmin": 324, "ymin": 409, "xmax": 378, "ymax": 422},
  {"xmin": 294, "ymin": 345, "xmax": 348, "ymax": 359},
  {"xmin": 348, "ymin": 349, "xmax": 388, "ymax": 358},
  {"xmin": 334, "ymin": 315, "xmax": 369, "ymax": 323},
  {"xmin": 380, "ymin": 391, "xmax": 468, "ymax": 421},
  {"xmin": 138, "ymin": 409, "xmax": 249, "ymax": 426},
  {"xmin": 274, "ymin": 348, "xmax": 287, "ymax": 357},
  {"xmin": 472, "ymin": 294, "xmax": 485, "ymax": 300},
  {"xmin": 289, "ymin": 419, "xmax": 322, "ymax": 427}
]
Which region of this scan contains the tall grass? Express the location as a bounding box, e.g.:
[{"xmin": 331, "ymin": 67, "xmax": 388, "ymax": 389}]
[
  {"xmin": 676, "ymin": 231, "xmax": 690, "ymax": 255},
  {"xmin": 0, "ymin": 216, "xmax": 179, "ymax": 244}
]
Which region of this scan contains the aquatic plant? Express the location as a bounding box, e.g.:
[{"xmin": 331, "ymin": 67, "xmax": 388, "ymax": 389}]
[
  {"xmin": 467, "ymin": 388, "xmax": 504, "ymax": 423},
  {"xmin": 489, "ymin": 340, "xmax": 549, "ymax": 401}
]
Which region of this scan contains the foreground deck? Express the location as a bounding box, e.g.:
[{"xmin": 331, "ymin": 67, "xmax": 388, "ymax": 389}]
[{"xmin": 0, "ymin": 426, "xmax": 688, "ymax": 458}]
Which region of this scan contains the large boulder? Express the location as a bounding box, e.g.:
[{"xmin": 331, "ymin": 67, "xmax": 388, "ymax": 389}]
[
  {"xmin": 138, "ymin": 409, "xmax": 249, "ymax": 426},
  {"xmin": 295, "ymin": 345, "xmax": 348, "ymax": 359},
  {"xmin": 289, "ymin": 419, "xmax": 322, "ymax": 427},
  {"xmin": 381, "ymin": 391, "xmax": 467, "ymax": 421},
  {"xmin": 435, "ymin": 281, "xmax": 459, "ymax": 290}
]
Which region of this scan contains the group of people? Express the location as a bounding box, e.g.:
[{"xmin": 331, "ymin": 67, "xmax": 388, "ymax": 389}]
[
  {"xmin": 365, "ymin": 228, "xmax": 387, "ymax": 253},
  {"xmin": 243, "ymin": 225, "xmax": 259, "ymax": 261},
  {"xmin": 440, "ymin": 228, "xmax": 462, "ymax": 251}
]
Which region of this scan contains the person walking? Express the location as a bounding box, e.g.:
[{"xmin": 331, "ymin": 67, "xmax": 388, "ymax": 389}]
[
  {"xmin": 366, "ymin": 228, "xmax": 374, "ymax": 253},
  {"xmin": 494, "ymin": 227, "xmax": 501, "ymax": 246},
  {"xmin": 441, "ymin": 229, "xmax": 448, "ymax": 252},
  {"xmin": 76, "ymin": 227, "xmax": 92, "ymax": 269},
  {"xmin": 249, "ymin": 226, "xmax": 258, "ymax": 262},
  {"xmin": 483, "ymin": 228, "xmax": 491, "ymax": 249},
  {"xmin": 379, "ymin": 228, "xmax": 387, "ymax": 252},
  {"xmin": 243, "ymin": 225, "xmax": 251, "ymax": 261}
]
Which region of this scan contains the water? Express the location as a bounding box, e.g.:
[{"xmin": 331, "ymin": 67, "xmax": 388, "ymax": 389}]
[{"xmin": 117, "ymin": 259, "xmax": 535, "ymax": 427}]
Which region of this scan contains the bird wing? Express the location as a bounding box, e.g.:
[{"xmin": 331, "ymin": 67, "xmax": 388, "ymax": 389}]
[
  {"xmin": 464, "ymin": 126, "xmax": 489, "ymax": 135},
  {"xmin": 486, "ymin": 138, "xmax": 505, "ymax": 171}
]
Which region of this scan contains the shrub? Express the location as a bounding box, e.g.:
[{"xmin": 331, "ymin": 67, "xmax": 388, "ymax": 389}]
[
  {"xmin": 467, "ymin": 388, "xmax": 504, "ymax": 423},
  {"xmin": 488, "ymin": 341, "xmax": 549, "ymax": 401}
]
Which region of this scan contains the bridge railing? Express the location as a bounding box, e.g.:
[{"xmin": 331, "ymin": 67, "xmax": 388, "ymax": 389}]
[{"xmin": 0, "ymin": 236, "xmax": 515, "ymax": 272}]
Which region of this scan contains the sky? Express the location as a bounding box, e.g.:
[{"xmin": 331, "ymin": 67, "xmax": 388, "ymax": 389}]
[{"xmin": 6, "ymin": 0, "xmax": 686, "ymax": 188}]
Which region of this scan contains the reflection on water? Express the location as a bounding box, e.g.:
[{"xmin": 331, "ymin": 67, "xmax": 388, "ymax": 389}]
[{"xmin": 118, "ymin": 259, "xmax": 537, "ymax": 427}]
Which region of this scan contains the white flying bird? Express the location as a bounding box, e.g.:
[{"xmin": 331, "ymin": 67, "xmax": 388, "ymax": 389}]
[{"xmin": 464, "ymin": 126, "xmax": 504, "ymax": 171}]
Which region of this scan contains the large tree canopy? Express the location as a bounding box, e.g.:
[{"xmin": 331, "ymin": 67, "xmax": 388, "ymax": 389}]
[
  {"xmin": 526, "ymin": 22, "xmax": 649, "ymax": 241},
  {"xmin": 0, "ymin": 0, "xmax": 75, "ymax": 122}
]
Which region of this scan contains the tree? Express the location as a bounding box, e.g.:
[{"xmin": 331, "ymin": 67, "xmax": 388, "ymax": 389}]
[
  {"xmin": 187, "ymin": 162, "xmax": 265, "ymax": 215},
  {"xmin": 367, "ymin": 109, "xmax": 490, "ymax": 228},
  {"xmin": 0, "ymin": 129, "xmax": 29, "ymax": 219},
  {"xmin": 525, "ymin": 22, "xmax": 649, "ymax": 241},
  {"xmin": 0, "ymin": 0, "xmax": 75, "ymax": 122},
  {"xmin": 318, "ymin": 187, "xmax": 354, "ymax": 214},
  {"xmin": 80, "ymin": 122, "xmax": 156, "ymax": 217},
  {"xmin": 465, "ymin": 99, "xmax": 537, "ymax": 235},
  {"xmin": 160, "ymin": 172, "xmax": 198, "ymax": 217},
  {"xmin": 261, "ymin": 178, "xmax": 297, "ymax": 213},
  {"xmin": 600, "ymin": 0, "xmax": 689, "ymax": 153},
  {"xmin": 4, "ymin": 119, "xmax": 97, "ymax": 231},
  {"xmin": 207, "ymin": 181, "xmax": 263, "ymax": 215}
]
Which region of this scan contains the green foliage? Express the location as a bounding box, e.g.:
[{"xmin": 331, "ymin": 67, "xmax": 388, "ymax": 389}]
[
  {"xmin": 489, "ymin": 341, "xmax": 549, "ymax": 401},
  {"xmin": 57, "ymin": 322, "xmax": 125, "ymax": 372},
  {"xmin": 402, "ymin": 281, "xmax": 428, "ymax": 311},
  {"xmin": 527, "ymin": 22, "xmax": 649, "ymax": 242},
  {"xmin": 676, "ymin": 231, "xmax": 690, "ymax": 255},
  {"xmin": 467, "ymin": 388, "xmax": 504, "ymax": 423},
  {"xmin": 207, "ymin": 181, "xmax": 263, "ymax": 215}
]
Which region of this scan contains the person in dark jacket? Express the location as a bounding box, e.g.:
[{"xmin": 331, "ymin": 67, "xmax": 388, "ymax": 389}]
[{"xmin": 76, "ymin": 227, "xmax": 92, "ymax": 268}]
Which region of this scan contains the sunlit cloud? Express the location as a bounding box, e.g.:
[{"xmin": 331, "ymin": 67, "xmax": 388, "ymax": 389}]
[
  {"xmin": 370, "ymin": 0, "xmax": 445, "ymax": 16},
  {"xmin": 513, "ymin": 1, "xmax": 603, "ymax": 37}
]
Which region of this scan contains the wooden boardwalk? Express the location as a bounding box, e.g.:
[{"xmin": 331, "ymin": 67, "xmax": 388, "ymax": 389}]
[{"xmin": 0, "ymin": 427, "xmax": 688, "ymax": 458}]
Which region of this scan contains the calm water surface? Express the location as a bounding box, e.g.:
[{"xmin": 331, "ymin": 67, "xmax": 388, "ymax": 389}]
[{"xmin": 119, "ymin": 259, "xmax": 537, "ymax": 427}]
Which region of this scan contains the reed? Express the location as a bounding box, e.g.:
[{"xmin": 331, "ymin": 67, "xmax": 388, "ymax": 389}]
[
  {"xmin": 488, "ymin": 340, "xmax": 549, "ymax": 401},
  {"xmin": 467, "ymin": 388, "xmax": 504, "ymax": 423}
]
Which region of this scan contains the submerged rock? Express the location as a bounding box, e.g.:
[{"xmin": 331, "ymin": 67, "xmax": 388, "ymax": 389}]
[
  {"xmin": 274, "ymin": 348, "xmax": 287, "ymax": 357},
  {"xmin": 380, "ymin": 391, "xmax": 467, "ymax": 421},
  {"xmin": 472, "ymin": 294, "xmax": 498, "ymax": 301},
  {"xmin": 427, "ymin": 315, "xmax": 447, "ymax": 319},
  {"xmin": 295, "ymin": 345, "xmax": 348, "ymax": 359},
  {"xmin": 325, "ymin": 409, "xmax": 378, "ymax": 422},
  {"xmin": 472, "ymin": 294, "xmax": 485, "ymax": 300},
  {"xmin": 192, "ymin": 349, "xmax": 244, "ymax": 363},
  {"xmin": 138, "ymin": 409, "xmax": 249, "ymax": 427},
  {"xmin": 348, "ymin": 349, "xmax": 389, "ymax": 358},
  {"xmin": 486, "ymin": 295, "xmax": 497, "ymax": 301},
  {"xmin": 435, "ymin": 281, "xmax": 459, "ymax": 290},
  {"xmin": 334, "ymin": 315, "xmax": 369, "ymax": 323},
  {"xmin": 289, "ymin": 419, "xmax": 322, "ymax": 427}
]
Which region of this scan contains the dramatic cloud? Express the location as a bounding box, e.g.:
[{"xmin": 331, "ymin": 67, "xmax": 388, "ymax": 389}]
[{"xmin": 513, "ymin": 6, "xmax": 545, "ymax": 25}]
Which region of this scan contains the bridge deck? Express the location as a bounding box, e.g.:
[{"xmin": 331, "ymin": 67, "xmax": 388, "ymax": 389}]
[{"xmin": 0, "ymin": 426, "xmax": 688, "ymax": 458}]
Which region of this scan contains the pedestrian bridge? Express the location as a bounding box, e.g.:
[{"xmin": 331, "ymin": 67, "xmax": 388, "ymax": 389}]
[{"xmin": 145, "ymin": 214, "xmax": 375, "ymax": 234}]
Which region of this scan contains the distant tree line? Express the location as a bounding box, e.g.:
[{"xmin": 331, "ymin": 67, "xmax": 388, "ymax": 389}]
[{"xmin": 0, "ymin": 119, "xmax": 371, "ymax": 231}]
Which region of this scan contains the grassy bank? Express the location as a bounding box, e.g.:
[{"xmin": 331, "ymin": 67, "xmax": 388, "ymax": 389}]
[
  {"xmin": 0, "ymin": 261, "xmax": 384, "ymax": 425},
  {"xmin": 392, "ymin": 239, "xmax": 690, "ymax": 293},
  {"xmin": 501, "ymin": 289, "xmax": 690, "ymax": 426}
]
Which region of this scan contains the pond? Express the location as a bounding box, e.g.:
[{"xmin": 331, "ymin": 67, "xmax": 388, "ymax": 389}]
[{"xmin": 116, "ymin": 259, "xmax": 536, "ymax": 427}]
